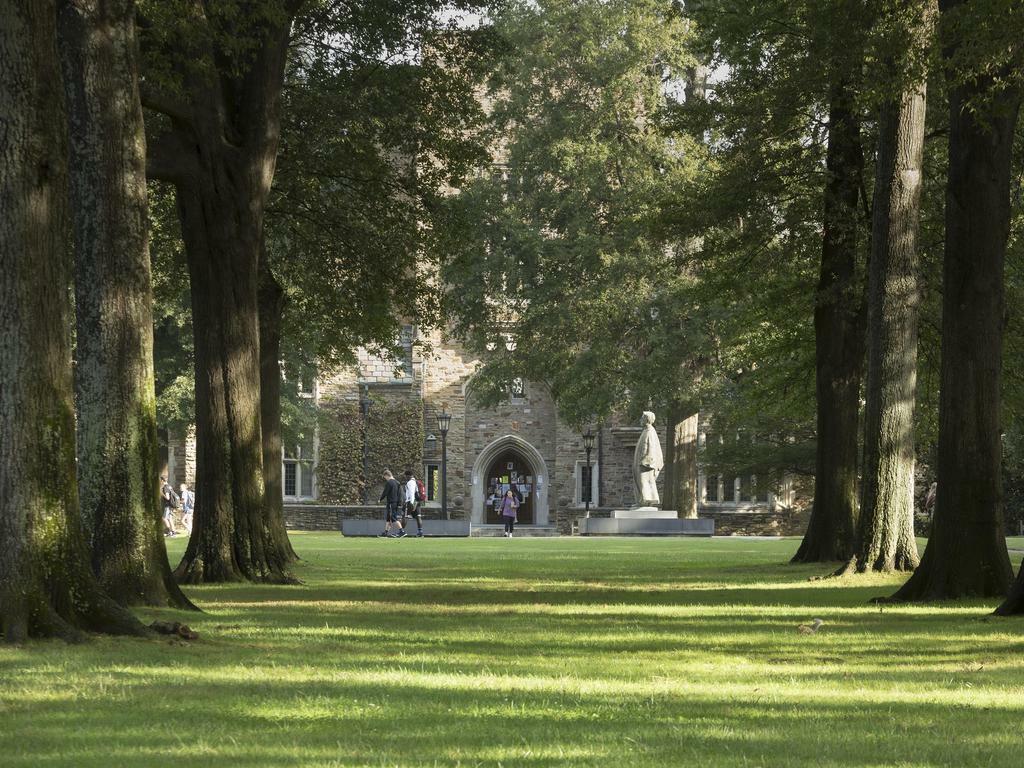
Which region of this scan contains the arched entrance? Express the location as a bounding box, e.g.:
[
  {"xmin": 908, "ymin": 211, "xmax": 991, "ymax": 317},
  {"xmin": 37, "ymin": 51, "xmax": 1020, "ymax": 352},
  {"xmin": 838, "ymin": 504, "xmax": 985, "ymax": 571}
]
[
  {"xmin": 471, "ymin": 435, "xmax": 549, "ymax": 526},
  {"xmin": 483, "ymin": 449, "xmax": 536, "ymax": 524}
]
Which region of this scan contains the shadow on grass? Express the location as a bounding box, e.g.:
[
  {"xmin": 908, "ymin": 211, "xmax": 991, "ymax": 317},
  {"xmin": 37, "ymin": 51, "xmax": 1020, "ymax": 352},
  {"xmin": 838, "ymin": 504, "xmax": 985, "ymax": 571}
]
[
  {"xmin": 6, "ymin": 662, "xmax": 1024, "ymax": 767},
  {"xmin": 5, "ymin": 536, "xmax": 1023, "ymax": 767}
]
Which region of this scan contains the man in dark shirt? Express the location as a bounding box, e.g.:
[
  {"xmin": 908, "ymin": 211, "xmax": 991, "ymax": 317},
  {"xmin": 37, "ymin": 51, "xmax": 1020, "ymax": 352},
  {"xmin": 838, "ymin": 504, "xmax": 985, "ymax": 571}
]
[{"xmin": 378, "ymin": 470, "xmax": 405, "ymax": 538}]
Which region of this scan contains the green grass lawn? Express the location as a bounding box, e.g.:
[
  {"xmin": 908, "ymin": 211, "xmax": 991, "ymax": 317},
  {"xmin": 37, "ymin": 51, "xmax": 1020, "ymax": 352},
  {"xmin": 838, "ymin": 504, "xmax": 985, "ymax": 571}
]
[{"xmin": 3, "ymin": 535, "xmax": 1024, "ymax": 767}]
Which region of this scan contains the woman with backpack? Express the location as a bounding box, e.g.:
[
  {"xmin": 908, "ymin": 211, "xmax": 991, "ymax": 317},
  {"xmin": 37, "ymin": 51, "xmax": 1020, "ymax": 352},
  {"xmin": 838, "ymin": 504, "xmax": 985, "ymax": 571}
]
[{"xmin": 500, "ymin": 488, "xmax": 519, "ymax": 537}]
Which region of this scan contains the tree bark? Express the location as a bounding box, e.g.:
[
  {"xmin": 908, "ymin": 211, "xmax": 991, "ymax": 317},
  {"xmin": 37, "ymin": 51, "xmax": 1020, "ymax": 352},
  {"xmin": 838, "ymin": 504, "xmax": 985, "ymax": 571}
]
[
  {"xmin": 58, "ymin": 0, "xmax": 194, "ymax": 609},
  {"xmin": 174, "ymin": 212, "xmax": 240, "ymax": 582},
  {"xmin": 895, "ymin": 0, "xmax": 1020, "ymax": 602},
  {"xmin": 0, "ymin": 0, "xmax": 146, "ymax": 641},
  {"xmin": 259, "ymin": 252, "xmax": 299, "ymax": 564},
  {"xmin": 662, "ymin": 403, "xmax": 698, "ymax": 518},
  {"xmin": 793, "ymin": 55, "xmax": 866, "ymax": 564},
  {"xmin": 844, "ymin": 22, "xmax": 930, "ymax": 576},
  {"xmin": 159, "ymin": 9, "xmax": 296, "ymax": 583},
  {"xmin": 174, "ymin": 182, "xmax": 292, "ymax": 582}
]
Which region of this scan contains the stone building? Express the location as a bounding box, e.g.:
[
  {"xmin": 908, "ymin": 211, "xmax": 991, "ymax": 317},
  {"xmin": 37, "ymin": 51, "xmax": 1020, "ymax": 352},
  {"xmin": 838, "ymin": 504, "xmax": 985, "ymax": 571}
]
[
  {"xmin": 164, "ymin": 323, "xmax": 802, "ymax": 534},
  {"xmin": 173, "ymin": 325, "xmax": 799, "ymax": 535}
]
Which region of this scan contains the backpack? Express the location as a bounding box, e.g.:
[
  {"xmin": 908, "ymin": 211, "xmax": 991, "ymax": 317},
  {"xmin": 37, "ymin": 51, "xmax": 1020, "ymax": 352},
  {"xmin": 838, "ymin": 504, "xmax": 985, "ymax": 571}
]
[{"xmin": 415, "ymin": 478, "xmax": 426, "ymax": 502}]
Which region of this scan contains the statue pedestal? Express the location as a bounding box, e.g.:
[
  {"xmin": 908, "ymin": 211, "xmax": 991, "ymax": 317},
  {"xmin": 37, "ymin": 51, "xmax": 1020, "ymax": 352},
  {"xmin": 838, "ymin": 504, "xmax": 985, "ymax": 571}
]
[
  {"xmin": 612, "ymin": 508, "xmax": 678, "ymax": 519},
  {"xmin": 578, "ymin": 515, "xmax": 713, "ymax": 536}
]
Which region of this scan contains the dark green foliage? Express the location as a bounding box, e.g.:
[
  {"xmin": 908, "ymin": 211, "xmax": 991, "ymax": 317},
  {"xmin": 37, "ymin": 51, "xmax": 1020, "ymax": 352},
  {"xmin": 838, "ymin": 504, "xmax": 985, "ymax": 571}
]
[
  {"xmin": 315, "ymin": 401, "xmax": 363, "ymax": 504},
  {"xmin": 316, "ymin": 396, "xmax": 423, "ymax": 504},
  {"xmin": 441, "ymin": 0, "xmax": 702, "ymax": 426},
  {"xmin": 270, "ymin": 6, "xmax": 495, "ymax": 374},
  {"xmin": 366, "ymin": 398, "xmax": 424, "ymax": 502},
  {"xmin": 149, "ymin": 181, "xmax": 194, "ymax": 432}
]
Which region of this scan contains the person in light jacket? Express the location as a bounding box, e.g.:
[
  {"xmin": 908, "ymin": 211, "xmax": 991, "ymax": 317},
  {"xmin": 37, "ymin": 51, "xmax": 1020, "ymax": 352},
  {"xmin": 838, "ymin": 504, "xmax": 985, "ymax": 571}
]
[
  {"xmin": 179, "ymin": 482, "xmax": 195, "ymax": 535},
  {"xmin": 500, "ymin": 488, "xmax": 519, "ymax": 538}
]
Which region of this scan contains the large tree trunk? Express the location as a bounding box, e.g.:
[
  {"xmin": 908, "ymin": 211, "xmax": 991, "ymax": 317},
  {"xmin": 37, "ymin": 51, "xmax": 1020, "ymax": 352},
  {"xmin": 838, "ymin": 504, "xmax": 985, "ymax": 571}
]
[
  {"xmin": 174, "ymin": 180, "xmax": 292, "ymax": 583},
  {"xmin": 259, "ymin": 253, "xmax": 299, "ymax": 564},
  {"xmin": 843, "ymin": 19, "xmax": 930, "ymax": 576},
  {"xmin": 0, "ymin": 0, "xmax": 146, "ymax": 641},
  {"xmin": 149, "ymin": 10, "xmax": 296, "ymax": 583},
  {"xmin": 896, "ymin": 0, "xmax": 1020, "ymax": 602},
  {"xmin": 173, "ymin": 190, "xmax": 242, "ymax": 583},
  {"xmin": 792, "ymin": 63, "xmax": 866, "ymax": 564},
  {"xmin": 662, "ymin": 403, "xmax": 698, "ymax": 518},
  {"xmin": 58, "ymin": 0, "xmax": 194, "ymax": 609}
]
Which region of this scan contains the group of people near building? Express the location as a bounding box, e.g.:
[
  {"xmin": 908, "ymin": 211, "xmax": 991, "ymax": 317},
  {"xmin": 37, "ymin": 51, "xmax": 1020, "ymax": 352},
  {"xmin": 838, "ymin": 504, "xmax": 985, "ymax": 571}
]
[
  {"xmin": 378, "ymin": 469, "xmax": 426, "ymax": 537},
  {"xmin": 377, "ymin": 468, "xmax": 522, "ymax": 537},
  {"xmin": 160, "ymin": 476, "xmax": 194, "ymax": 537}
]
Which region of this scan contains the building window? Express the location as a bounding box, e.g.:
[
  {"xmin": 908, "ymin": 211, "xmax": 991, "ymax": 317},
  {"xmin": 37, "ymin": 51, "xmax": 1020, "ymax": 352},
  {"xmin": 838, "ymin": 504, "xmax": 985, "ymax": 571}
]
[
  {"xmin": 751, "ymin": 474, "xmax": 770, "ymax": 503},
  {"xmin": 740, "ymin": 475, "xmax": 753, "ymax": 502},
  {"xmin": 723, "ymin": 476, "xmax": 736, "ymax": 503},
  {"xmin": 509, "ymin": 377, "xmax": 525, "ymax": 400},
  {"xmin": 424, "ymin": 464, "xmax": 440, "ymax": 502},
  {"xmin": 706, "ymin": 475, "xmax": 720, "ymax": 502},
  {"xmin": 574, "ymin": 460, "xmax": 599, "ymax": 507},
  {"xmin": 298, "ymin": 368, "xmax": 317, "ymax": 398},
  {"xmin": 283, "ymin": 436, "xmax": 316, "ymax": 500}
]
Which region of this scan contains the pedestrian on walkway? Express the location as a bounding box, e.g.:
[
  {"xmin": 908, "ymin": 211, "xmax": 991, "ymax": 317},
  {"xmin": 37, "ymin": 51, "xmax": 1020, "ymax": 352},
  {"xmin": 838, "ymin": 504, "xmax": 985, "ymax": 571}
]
[
  {"xmin": 403, "ymin": 469, "xmax": 425, "ymax": 537},
  {"xmin": 500, "ymin": 488, "xmax": 519, "ymax": 538},
  {"xmin": 378, "ymin": 470, "xmax": 405, "ymax": 537},
  {"xmin": 179, "ymin": 482, "xmax": 195, "ymax": 534},
  {"xmin": 160, "ymin": 476, "xmax": 179, "ymax": 536}
]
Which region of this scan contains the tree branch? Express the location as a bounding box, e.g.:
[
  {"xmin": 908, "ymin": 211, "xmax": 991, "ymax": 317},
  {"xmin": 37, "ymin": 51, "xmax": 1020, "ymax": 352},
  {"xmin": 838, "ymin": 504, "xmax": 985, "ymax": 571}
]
[
  {"xmin": 140, "ymin": 85, "xmax": 193, "ymax": 127},
  {"xmin": 146, "ymin": 131, "xmax": 198, "ymax": 184}
]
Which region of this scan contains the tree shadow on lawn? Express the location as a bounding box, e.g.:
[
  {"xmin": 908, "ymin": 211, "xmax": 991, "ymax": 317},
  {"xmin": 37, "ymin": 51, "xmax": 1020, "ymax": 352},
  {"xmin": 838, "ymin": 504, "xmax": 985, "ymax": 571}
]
[
  {"xmin": 183, "ymin": 608, "xmax": 1023, "ymax": 680},
  {"xmin": 190, "ymin": 579, "xmax": 926, "ymax": 611},
  {"xmin": 5, "ymin": 666, "xmax": 1024, "ymax": 768}
]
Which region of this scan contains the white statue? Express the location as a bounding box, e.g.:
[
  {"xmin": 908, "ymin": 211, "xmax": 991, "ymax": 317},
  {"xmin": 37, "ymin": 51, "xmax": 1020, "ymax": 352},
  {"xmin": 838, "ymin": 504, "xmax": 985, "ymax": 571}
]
[{"xmin": 632, "ymin": 411, "xmax": 664, "ymax": 506}]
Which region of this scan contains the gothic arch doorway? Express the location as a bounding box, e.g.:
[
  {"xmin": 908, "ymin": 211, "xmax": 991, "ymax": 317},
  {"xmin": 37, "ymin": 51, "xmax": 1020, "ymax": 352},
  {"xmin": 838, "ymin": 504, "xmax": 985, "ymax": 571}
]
[
  {"xmin": 483, "ymin": 449, "xmax": 536, "ymax": 524},
  {"xmin": 471, "ymin": 435, "xmax": 549, "ymax": 526}
]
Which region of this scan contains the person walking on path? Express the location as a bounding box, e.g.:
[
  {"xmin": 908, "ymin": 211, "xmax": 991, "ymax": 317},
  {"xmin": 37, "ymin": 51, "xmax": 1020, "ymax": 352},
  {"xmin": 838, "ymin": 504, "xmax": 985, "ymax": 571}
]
[
  {"xmin": 500, "ymin": 488, "xmax": 519, "ymax": 538},
  {"xmin": 403, "ymin": 469, "xmax": 425, "ymax": 537},
  {"xmin": 378, "ymin": 470, "xmax": 406, "ymax": 537},
  {"xmin": 179, "ymin": 483, "xmax": 195, "ymax": 535},
  {"xmin": 161, "ymin": 476, "xmax": 179, "ymax": 536}
]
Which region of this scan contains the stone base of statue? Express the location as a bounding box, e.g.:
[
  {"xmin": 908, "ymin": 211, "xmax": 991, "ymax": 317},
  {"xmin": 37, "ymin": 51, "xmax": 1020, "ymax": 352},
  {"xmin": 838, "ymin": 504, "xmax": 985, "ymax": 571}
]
[
  {"xmin": 613, "ymin": 507, "xmax": 678, "ymax": 519},
  {"xmin": 577, "ymin": 511, "xmax": 713, "ymax": 537}
]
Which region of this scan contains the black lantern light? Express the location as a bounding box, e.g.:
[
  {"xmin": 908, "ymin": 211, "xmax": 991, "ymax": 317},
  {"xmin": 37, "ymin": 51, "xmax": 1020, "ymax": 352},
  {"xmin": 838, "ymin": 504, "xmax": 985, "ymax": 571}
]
[
  {"xmin": 436, "ymin": 410, "xmax": 452, "ymax": 519},
  {"xmin": 582, "ymin": 427, "xmax": 595, "ymax": 517}
]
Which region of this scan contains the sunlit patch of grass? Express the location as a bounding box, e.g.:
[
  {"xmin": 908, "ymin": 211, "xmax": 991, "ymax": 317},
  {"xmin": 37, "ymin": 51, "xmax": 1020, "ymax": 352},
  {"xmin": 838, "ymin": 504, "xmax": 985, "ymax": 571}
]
[{"xmin": 2, "ymin": 535, "xmax": 1024, "ymax": 766}]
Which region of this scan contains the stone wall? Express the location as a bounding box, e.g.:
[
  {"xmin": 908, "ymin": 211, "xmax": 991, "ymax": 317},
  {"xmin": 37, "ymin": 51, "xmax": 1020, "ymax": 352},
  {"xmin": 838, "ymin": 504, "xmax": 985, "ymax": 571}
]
[
  {"xmin": 165, "ymin": 425, "xmax": 195, "ymax": 489},
  {"xmin": 420, "ymin": 328, "xmax": 478, "ymax": 520},
  {"xmin": 284, "ymin": 503, "xmax": 451, "ymax": 531},
  {"xmin": 464, "ymin": 378, "xmax": 559, "ymax": 523},
  {"xmin": 703, "ymin": 508, "xmax": 810, "ymax": 537},
  {"xmin": 286, "ymin": 503, "xmax": 810, "ymax": 537}
]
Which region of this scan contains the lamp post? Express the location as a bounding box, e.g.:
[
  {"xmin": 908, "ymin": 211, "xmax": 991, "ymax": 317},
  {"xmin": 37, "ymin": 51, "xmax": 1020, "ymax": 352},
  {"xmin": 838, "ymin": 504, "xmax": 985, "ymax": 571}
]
[
  {"xmin": 360, "ymin": 386, "xmax": 372, "ymax": 505},
  {"xmin": 583, "ymin": 428, "xmax": 595, "ymax": 518},
  {"xmin": 436, "ymin": 410, "xmax": 452, "ymax": 520}
]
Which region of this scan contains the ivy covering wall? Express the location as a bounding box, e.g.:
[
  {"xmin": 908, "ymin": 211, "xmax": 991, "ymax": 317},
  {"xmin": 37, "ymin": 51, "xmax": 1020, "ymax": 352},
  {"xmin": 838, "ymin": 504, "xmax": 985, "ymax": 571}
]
[
  {"xmin": 315, "ymin": 394, "xmax": 423, "ymax": 504},
  {"xmin": 316, "ymin": 401, "xmax": 362, "ymax": 504},
  {"xmin": 366, "ymin": 396, "xmax": 423, "ymax": 501}
]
